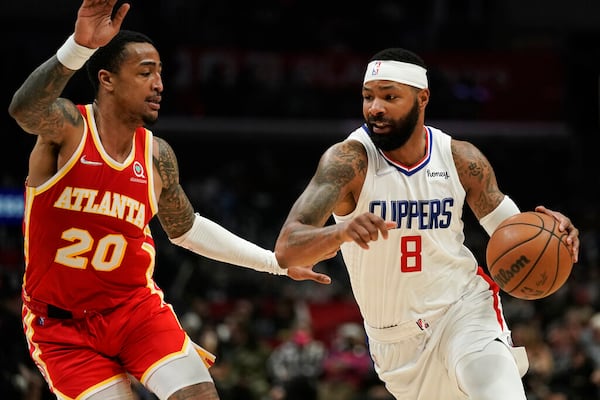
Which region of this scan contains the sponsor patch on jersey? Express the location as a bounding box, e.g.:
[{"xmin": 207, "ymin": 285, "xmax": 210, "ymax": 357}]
[{"xmin": 426, "ymin": 169, "xmax": 450, "ymax": 179}]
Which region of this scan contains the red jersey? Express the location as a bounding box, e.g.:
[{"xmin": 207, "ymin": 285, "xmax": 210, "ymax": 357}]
[{"xmin": 22, "ymin": 104, "xmax": 159, "ymax": 313}]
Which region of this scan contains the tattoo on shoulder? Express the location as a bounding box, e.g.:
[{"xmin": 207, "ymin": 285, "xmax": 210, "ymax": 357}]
[
  {"xmin": 153, "ymin": 136, "xmax": 195, "ymax": 236},
  {"xmin": 315, "ymin": 141, "xmax": 365, "ymax": 188},
  {"xmin": 296, "ymin": 141, "xmax": 365, "ymax": 224},
  {"xmin": 153, "ymin": 136, "xmax": 179, "ymax": 189},
  {"xmin": 451, "ymin": 139, "xmax": 503, "ymax": 213},
  {"xmin": 452, "ymin": 140, "xmax": 489, "ymax": 183}
]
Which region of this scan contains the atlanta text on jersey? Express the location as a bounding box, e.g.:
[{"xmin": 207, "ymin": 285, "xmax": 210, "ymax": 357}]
[{"xmin": 53, "ymin": 186, "xmax": 146, "ymax": 229}]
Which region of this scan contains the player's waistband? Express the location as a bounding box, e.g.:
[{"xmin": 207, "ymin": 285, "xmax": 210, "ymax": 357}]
[
  {"xmin": 364, "ymin": 305, "xmax": 450, "ymax": 343},
  {"xmin": 22, "ymin": 294, "xmax": 105, "ymax": 319}
]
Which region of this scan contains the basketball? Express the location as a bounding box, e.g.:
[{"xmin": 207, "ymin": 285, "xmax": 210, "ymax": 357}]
[{"xmin": 486, "ymin": 211, "xmax": 573, "ymax": 300}]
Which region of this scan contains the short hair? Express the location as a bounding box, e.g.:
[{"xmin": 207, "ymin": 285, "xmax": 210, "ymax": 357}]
[
  {"xmin": 368, "ymin": 48, "xmax": 427, "ymax": 69},
  {"xmin": 86, "ymin": 30, "xmax": 155, "ymax": 95}
]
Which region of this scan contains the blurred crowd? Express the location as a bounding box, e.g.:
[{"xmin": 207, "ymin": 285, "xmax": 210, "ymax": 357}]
[
  {"xmin": 2, "ymin": 0, "xmax": 600, "ymax": 399},
  {"xmin": 1, "ymin": 135, "xmax": 598, "ymax": 400}
]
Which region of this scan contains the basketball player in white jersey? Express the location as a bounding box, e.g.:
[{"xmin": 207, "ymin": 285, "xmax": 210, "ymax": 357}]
[{"xmin": 275, "ymin": 48, "xmax": 580, "ymax": 399}]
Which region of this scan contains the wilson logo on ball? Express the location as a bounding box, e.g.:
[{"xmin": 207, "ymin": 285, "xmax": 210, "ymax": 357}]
[
  {"xmin": 486, "ymin": 211, "xmax": 573, "ymax": 300},
  {"xmin": 492, "ymin": 254, "xmax": 531, "ymax": 287}
]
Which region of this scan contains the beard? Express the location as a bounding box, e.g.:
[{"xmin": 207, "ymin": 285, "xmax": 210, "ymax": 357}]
[
  {"xmin": 366, "ymin": 98, "xmax": 420, "ymax": 151},
  {"xmin": 142, "ymin": 114, "xmax": 158, "ymax": 127}
]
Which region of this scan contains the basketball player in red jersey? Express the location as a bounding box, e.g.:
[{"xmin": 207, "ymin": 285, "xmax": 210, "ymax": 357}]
[{"xmin": 8, "ymin": 1, "xmax": 331, "ymax": 399}]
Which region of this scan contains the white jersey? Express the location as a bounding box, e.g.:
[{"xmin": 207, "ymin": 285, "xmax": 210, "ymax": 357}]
[{"xmin": 334, "ymin": 125, "xmax": 495, "ymax": 329}]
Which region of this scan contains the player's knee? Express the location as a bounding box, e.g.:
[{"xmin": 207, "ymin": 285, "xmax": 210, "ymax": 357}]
[
  {"xmin": 456, "ymin": 340, "xmax": 526, "ymax": 400},
  {"xmin": 144, "ymin": 340, "xmax": 214, "ymax": 399},
  {"xmin": 86, "ymin": 379, "xmax": 136, "ymax": 400}
]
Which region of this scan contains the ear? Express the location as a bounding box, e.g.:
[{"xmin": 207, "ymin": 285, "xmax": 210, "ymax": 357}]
[
  {"xmin": 98, "ymin": 70, "xmax": 114, "ymax": 92},
  {"xmin": 418, "ymin": 88, "xmax": 430, "ymax": 109}
]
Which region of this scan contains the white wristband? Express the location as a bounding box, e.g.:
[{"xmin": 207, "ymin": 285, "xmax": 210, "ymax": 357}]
[
  {"xmin": 56, "ymin": 34, "xmax": 98, "ymax": 70},
  {"xmin": 479, "ymin": 195, "xmax": 520, "ymax": 236},
  {"xmin": 170, "ymin": 213, "xmax": 288, "ymax": 276}
]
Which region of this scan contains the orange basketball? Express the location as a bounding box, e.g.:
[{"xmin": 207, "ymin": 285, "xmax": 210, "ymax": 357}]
[{"xmin": 486, "ymin": 211, "xmax": 573, "ymax": 300}]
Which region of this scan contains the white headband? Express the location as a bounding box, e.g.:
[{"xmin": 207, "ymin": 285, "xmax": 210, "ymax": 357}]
[{"xmin": 363, "ymin": 60, "xmax": 428, "ymax": 89}]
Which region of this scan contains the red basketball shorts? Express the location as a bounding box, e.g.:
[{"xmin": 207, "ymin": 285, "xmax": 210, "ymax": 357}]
[{"xmin": 22, "ymin": 291, "xmax": 211, "ymax": 399}]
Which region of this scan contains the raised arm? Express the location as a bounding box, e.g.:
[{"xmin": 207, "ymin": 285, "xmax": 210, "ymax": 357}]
[{"xmin": 8, "ymin": 0, "xmax": 130, "ymax": 141}]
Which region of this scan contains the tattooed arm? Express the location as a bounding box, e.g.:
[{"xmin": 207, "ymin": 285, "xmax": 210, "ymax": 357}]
[
  {"xmin": 275, "ymin": 140, "xmax": 396, "ymax": 267},
  {"xmin": 453, "ymin": 138, "xmax": 580, "ymax": 261},
  {"xmin": 8, "ymin": 0, "xmax": 130, "ymax": 187},
  {"xmin": 8, "ymin": 58, "xmax": 82, "ymax": 143},
  {"xmin": 451, "ymin": 139, "xmax": 505, "ymax": 220},
  {"xmin": 153, "ymin": 136, "xmax": 196, "ymax": 239},
  {"xmin": 8, "ymin": 58, "xmax": 85, "ymax": 187},
  {"xmin": 153, "ymin": 136, "xmax": 332, "ymax": 283},
  {"xmin": 8, "ymin": 0, "xmax": 129, "ymax": 141}
]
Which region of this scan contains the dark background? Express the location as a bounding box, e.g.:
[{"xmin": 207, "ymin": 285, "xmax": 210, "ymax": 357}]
[{"xmin": 1, "ymin": 1, "xmax": 600, "ymax": 399}]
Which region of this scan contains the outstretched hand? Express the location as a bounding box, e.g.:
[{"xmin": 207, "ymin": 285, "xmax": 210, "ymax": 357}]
[
  {"xmin": 535, "ymin": 205, "xmax": 580, "ymax": 263},
  {"xmin": 287, "ymin": 265, "xmax": 332, "ymax": 284},
  {"xmin": 74, "ymin": 0, "xmax": 131, "ymax": 48}
]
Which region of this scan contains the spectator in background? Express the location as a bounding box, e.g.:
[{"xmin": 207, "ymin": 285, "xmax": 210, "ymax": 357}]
[
  {"xmin": 578, "ymin": 312, "xmax": 600, "ymax": 398},
  {"xmin": 511, "ymin": 322, "xmax": 555, "ymax": 400},
  {"xmin": 319, "ymin": 322, "xmax": 376, "ymax": 400},
  {"xmin": 0, "ymin": 270, "xmax": 51, "ymax": 399},
  {"xmin": 267, "ymin": 324, "xmax": 326, "ymax": 400}
]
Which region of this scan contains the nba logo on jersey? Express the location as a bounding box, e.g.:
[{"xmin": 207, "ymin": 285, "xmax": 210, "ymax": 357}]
[
  {"xmin": 416, "ymin": 318, "xmax": 430, "ymax": 330},
  {"xmin": 370, "ymin": 61, "xmax": 382, "ymax": 76}
]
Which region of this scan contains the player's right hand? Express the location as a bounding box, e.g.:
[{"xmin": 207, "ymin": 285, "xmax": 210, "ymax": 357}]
[{"xmin": 341, "ymin": 212, "xmax": 397, "ymax": 249}]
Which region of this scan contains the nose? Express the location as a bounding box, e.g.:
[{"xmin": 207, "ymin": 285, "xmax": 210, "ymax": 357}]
[
  {"xmin": 368, "ymin": 98, "xmax": 386, "ymax": 116},
  {"xmin": 153, "ymin": 74, "xmax": 164, "ymax": 93}
]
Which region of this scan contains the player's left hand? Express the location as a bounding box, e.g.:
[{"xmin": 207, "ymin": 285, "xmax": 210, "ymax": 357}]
[
  {"xmin": 535, "ymin": 205, "xmax": 579, "ymax": 263},
  {"xmin": 75, "ymin": 0, "xmax": 131, "ymax": 48},
  {"xmin": 287, "ymin": 265, "xmax": 332, "ymax": 284}
]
